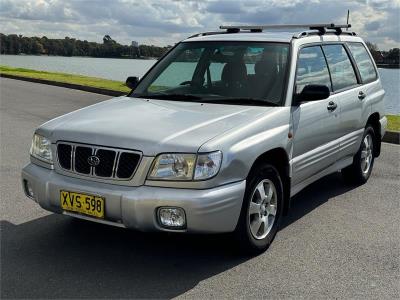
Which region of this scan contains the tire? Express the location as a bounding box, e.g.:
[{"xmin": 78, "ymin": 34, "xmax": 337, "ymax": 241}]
[
  {"xmin": 342, "ymin": 126, "xmax": 375, "ymax": 185},
  {"xmin": 234, "ymin": 163, "xmax": 284, "ymax": 255}
]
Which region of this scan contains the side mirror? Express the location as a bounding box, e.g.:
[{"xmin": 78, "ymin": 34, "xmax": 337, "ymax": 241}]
[
  {"xmin": 126, "ymin": 76, "xmax": 139, "ymax": 89},
  {"xmin": 295, "ymin": 84, "xmax": 330, "ymax": 103}
]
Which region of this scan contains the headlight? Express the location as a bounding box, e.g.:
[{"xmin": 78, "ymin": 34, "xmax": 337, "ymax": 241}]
[
  {"xmin": 148, "ymin": 153, "xmax": 196, "ymax": 180},
  {"xmin": 194, "ymin": 151, "xmax": 222, "ymax": 180},
  {"xmin": 30, "ymin": 134, "xmax": 53, "ymax": 163},
  {"xmin": 148, "ymin": 151, "xmax": 222, "ymax": 181}
]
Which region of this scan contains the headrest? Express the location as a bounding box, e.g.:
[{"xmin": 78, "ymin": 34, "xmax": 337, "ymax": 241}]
[
  {"xmin": 221, "ymin": 61, "xmax": 247, "ymax": 84},
  {"xmin": 255, "ymin": 56, "xmax": 277, "ymax": 77}
]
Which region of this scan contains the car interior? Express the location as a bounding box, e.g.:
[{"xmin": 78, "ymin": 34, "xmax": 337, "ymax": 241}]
[{"xmin": 143, "ymin": 43, "xmax": 289, "ymax": 105}]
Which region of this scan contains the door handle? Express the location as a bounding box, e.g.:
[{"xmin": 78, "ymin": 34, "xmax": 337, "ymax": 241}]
[
  {"xmin": 327, "ymin": 101, "xmax": 337, "ymax": 112},
  {"xmin": 358, "ymin": 91, "xmax": 366, "ymax": 100}
]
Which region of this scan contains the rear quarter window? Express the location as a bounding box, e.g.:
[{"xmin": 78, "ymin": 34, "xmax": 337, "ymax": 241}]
[{"xmin": 347, "ymin": 42, "xmax": 378, "ymax": 83}]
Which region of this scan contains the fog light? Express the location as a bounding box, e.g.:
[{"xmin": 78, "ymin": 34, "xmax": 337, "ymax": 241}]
[
  {"xmin": 24, "ymin": 179, "xmax": 35, "ymax": 199},
  {"xmin": 158, "ymin": 207, "xmax": 186, "ymax": 228}
]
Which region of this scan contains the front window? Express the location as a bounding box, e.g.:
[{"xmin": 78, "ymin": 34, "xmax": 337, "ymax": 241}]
[
  {"xmin": 296, "ymin": 46, "xmax": 332, "ymax": 94},
  {"xmin": 132, "ymin": 42, "xmax": 290, "ymax": 106}
]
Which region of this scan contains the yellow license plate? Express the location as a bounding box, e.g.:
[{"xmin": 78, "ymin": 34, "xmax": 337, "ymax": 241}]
[{"xmin": 60, "ymin": 190, "xmax": 105, "ymax": 219}]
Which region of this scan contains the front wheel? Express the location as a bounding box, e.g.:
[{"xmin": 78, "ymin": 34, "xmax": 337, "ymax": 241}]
[
  {"xmin": 234, "ymin": 164, "xmax": 283, "ymax": 255},
  {"xmin": 342, "ymin": 126, "xmax": 375, "ymax": 184}
]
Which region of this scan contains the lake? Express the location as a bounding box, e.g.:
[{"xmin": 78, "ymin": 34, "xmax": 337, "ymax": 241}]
[{"xmin": 1, "ymin": 54, "xmax": 399, "ymax": 115}]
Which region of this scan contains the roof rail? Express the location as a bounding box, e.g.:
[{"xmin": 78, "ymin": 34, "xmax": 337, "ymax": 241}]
[
  {"xmin": 219, "ymin": 23, "xmax": 351, "ymax": 35},
  {"xmin": 294, "ymin": 29, "xmax": 357, "ymax": 39},
  {"xmin": 187, "ymin": 31, "xmax": 230, "ymax": 39}
]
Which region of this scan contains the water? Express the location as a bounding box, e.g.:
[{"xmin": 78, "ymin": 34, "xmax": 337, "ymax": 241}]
[
  {"xmin": 0, "ymin": 55, "xmax": 157, "ymax": 80},
  {"xmin": 378, "ymin": 68, "xmax": 400, "ymax": 115},
  {"xmin": 1, "ymin": 54, "xmax": 399, "ymax": 115}
]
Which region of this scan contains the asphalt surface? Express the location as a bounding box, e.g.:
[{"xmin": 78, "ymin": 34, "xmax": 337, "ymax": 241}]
[{"xmin": 1, "ymin": 77, "xmax": 399, "ymax": 299}]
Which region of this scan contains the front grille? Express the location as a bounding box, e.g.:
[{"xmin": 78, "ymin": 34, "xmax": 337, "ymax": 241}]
[
  {"xmin": 117, "ymin": 152, "xmax": 141, "ymax": 179},
  {"xmin": 57, "ymin": 142, "xmax": 141, "ymax": 180},
  {"xmin": 95, "ymin": 149, "xmax": 116, "ymax": 177},
  {"xmin": 75, "ymin": 146, "xmax": 92, "ymax": 174},
  {"xmin": 57, "ymin": 144, "xmax": 72, "ymax": 170}
]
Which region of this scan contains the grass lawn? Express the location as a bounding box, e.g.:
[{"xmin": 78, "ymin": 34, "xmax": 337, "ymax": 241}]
[
  {"xmin": 0, "ymin": 65, "xmax": 130, "ymax": 93},
  {"xmin": 387, "ymin": 115, "xmax": 400, "ymax": 132},
  {"xmin": 1, "ymin": 65, "xmax": 399, "ymax": 131}
]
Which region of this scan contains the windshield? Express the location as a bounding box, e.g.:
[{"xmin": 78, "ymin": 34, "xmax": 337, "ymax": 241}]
[{"xmin": 131, "ymin": 41, "xmax": 290, "ymax": 106}]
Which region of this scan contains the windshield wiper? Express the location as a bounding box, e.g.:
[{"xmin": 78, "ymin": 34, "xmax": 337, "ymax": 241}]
[
  {"xmin": 133, "ymin": 94, "xmax": 278, "ymax": 106},
  {"xmin": 135, "ymin": 93, "xmax": 203, "ymax": 101},
  {"xmin": 200, "ymin": 97, "xmax": 278, "ymax": 107}
]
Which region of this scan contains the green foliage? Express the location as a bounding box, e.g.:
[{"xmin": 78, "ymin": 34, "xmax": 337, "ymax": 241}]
[
  {"xmin": 387, "ymin": 115, "xmax": 400, "ymax": 132},
  {"xmin": 386, "ymin": 48, "xmax": 400, "ymax": 61},
  {"xmin": 0, "ymin": 33, "xmax": 171, "ymax": 58},
  {"xmin": 365, "ymin": 41, "xmax": 399, "ymax": 66},
  {"xmin": 365, "ymin": 41, "xmax": 378, "ymax": 52},
  {"xmin": 0, "ymin": 65, "xmax": 130, "ymax": 92}
]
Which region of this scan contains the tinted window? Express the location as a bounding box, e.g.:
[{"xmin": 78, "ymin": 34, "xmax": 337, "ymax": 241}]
[
  {"xmin": 149, "ymin": 48, "xmax": 204, "ymax": 92},
  {"xmin": 348, "ymin": 43, "xmax": 377, "ymax": 83},
  {"xmin": 296, "ymin": 46, "xmax": 332, "ymax": 94},
  {"xmin": 133, "ymin": 42, "xmax": 290, "ymax": 106},
  {"xmin": 207, "ymin": 61, "xmax": 225, "ymax": 82},
  {"xmin": 322, "ymin": 44, "xmax": 358, "ymax": 91},
  {"xmin": 201, "ymin": 46, "xmax": 269, "ymax": 83}
]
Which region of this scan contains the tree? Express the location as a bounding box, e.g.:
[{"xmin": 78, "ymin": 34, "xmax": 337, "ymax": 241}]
[
  {"xmin": 365, "ymin": 41, "xmax": 378, "ymax": 52},
  {"xmin": 386, "ymin": 48, "xmax": 400, "ymax": 64},
  {"xmin": 103, "ymin": 35, "xmax": 116, "ymax": 45},
  {"xmin": 365, "ymin": 41, "xmax": 382, "ymax": 62},
  {"xmin": 0, "ymin": 33, "xmax": 170, "ymax": 58},
  {"xmin": 32, "ymin": 40, "xmax": 45, "ymax": 54},
  {"xmin": 387, "ymin": 48, "xmax": 399, "ymax": 59}
]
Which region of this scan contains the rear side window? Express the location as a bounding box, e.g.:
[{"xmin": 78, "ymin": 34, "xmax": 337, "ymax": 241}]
[
  {"xmin": 322, "ymin": 44, "xmax": 358, "ymax": 91},
  {"xmin": 296, "ymin": 46, "xmax": 332, "ymax": 94},
  {"xmin": 348, "ymin": 43, "xmax": 377, "ymax": 83}
]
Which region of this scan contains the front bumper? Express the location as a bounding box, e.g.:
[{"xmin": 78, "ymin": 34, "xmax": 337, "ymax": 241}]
[{"xmin": 21, "ymin": 163, "xmax": 245, "ymax": 233}]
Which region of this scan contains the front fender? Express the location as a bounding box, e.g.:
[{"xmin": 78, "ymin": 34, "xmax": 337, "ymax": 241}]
[{"xmin": 200, "ymin": 107, "xmax": 292, "ymax": 185}]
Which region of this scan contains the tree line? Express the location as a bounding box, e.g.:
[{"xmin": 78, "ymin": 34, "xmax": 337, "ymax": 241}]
[
  {"xmin": 0, "ymin": 33, "xmax": 398, "ymax": 66},
  {"xmin": 0, "ymin": 34, "xmax": 171, "ymax": 58},
  {"xmin": 365, "ymin": 42, "xmax": 399, "ymax": 67}
]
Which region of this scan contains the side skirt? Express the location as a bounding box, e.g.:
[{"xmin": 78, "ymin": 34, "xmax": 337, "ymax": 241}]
[{"xmin": 290, "ymin": 156, "xmax": 353, "ymax": 197}]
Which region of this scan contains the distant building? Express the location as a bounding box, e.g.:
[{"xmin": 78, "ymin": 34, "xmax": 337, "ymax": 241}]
[{"xmin": 131, "ymin": 41, "xmax": 140, "ymax": 58}]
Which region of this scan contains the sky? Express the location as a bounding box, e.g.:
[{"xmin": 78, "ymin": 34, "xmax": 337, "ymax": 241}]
[{"xmin": 0, "ymin": 0, "xmax": 399, "ymax": 50}]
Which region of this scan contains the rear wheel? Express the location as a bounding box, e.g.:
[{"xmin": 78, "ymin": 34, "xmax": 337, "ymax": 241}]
[
  {"xmin": 342, "ymin": 126, "xmax": 375, "ymax": 184},
  {"xmin": 234, "ymin": 163, "xmax": 283, "ymax": 254}
]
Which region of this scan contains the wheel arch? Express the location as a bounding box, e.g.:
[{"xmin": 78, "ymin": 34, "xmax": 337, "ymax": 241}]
[
  {"xmin": 366, "ymin": 112, "xmax": 381, "ymax": 157},
  {"xmin": 248, "ymin": 148, "xmax": 291, "ymax": 215}
]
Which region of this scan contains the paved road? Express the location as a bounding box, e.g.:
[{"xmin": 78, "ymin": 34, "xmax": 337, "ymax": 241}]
[{"xmin": 1, "ymin": 77, "xmax": 399, "ymax": 299}]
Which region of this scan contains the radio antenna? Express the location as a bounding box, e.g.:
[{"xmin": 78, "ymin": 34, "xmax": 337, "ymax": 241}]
[{"xmin": 346, "ymin": 9, "xmax": 350, "ymax": 30}]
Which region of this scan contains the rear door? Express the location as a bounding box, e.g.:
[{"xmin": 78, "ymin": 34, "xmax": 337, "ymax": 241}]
[
  {"xmin": 321, "ymin": 44, "xmax": 364, "ymax": 160},
  {"xmin": 291, "ymin": 45, "xmax": 341, "ymax": 187}
]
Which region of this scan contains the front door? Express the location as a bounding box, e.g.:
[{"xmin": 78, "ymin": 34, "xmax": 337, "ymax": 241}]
[{"xmin": 291, "ymin": 45, "xmax": 341, "ymax": 188}]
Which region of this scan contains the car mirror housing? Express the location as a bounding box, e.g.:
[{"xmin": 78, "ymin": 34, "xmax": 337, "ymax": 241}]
[
  {"xmin": 126, "ymin": 76, "xmax": 139, "ymax": 89},
  {"xmin": 295, "ymin": 84, "xmax": 330, "ymax": 104}
]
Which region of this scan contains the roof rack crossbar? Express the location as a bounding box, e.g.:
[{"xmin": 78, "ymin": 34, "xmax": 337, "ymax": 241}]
[{"xmin": 219, "ymin": 23, "xmax": 351, "ymax": 35}]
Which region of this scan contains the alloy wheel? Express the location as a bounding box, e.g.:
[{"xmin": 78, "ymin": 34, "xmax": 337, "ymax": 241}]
[
  {"xmin": 361, "ymin": 134, "xmax": 373, "ymax": 175},
  {"xmin": 248, "ymin": 179, "xmax": 277, "ymax": 240}
]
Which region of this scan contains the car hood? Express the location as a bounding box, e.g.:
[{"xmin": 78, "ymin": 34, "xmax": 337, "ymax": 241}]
[{"xmin": 39, "ymin": 96, "xmax": 280, "ymax": 156}]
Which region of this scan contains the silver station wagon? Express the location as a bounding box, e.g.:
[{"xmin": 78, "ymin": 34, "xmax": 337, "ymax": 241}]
[{"xmin": 22, "ymin": 23, "xmax": 386, "ymax": 253}]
